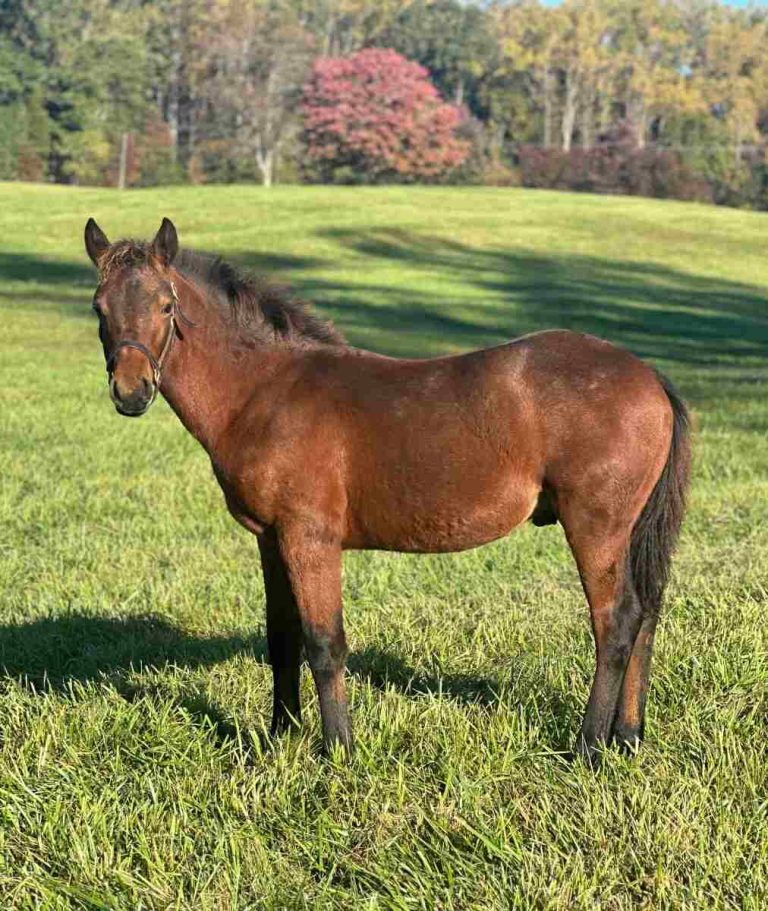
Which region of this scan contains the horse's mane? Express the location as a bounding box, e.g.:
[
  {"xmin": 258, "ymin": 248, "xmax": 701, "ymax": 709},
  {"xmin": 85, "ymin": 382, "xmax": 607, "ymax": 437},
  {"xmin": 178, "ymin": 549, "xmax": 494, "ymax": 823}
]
[{"xmin": 100, "ymin": 241, "xmax": 345, "ymax": 348}]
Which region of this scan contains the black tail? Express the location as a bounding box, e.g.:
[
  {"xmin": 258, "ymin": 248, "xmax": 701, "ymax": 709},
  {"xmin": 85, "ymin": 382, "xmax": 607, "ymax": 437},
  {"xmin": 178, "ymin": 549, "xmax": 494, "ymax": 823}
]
[{"xmin": 630, "ymin": 373, "xmax": 691, "ymax": 612}]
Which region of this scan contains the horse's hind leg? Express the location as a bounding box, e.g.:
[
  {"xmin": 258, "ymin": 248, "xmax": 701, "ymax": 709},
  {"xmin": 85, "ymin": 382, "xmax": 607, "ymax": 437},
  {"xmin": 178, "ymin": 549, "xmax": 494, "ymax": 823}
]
[
  {"xmin": 563, "ymin": 517, "xmax": 644, "ymax": 765},
  {"xmin": 612, "ymin": 612, "xmax": 659, "ymax": 752}
]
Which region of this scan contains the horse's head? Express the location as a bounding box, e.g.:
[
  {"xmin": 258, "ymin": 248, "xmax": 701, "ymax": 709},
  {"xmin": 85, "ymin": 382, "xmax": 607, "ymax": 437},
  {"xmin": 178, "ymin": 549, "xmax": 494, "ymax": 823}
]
[{"xmin": 85, "ymin": 217, "xmax": 181, "ymax": 417}]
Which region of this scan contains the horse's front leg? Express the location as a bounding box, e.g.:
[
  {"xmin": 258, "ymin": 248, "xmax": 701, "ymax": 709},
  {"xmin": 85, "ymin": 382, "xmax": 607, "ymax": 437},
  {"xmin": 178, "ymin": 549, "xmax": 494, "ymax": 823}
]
[
  {"xmin": 258, "ymin": 533, "xmax": 303, "ymax": 736},
  {"xmin": 278, "ymin": 527, "xmax": 352, "ymax": 754}
]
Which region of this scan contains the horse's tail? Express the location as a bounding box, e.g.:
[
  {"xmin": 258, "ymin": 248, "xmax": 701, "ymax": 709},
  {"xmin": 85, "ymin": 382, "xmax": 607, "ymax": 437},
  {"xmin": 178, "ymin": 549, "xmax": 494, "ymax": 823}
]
[{"xmin": 630, "ymin": 373, "xmax": 691, "ymax": 612}]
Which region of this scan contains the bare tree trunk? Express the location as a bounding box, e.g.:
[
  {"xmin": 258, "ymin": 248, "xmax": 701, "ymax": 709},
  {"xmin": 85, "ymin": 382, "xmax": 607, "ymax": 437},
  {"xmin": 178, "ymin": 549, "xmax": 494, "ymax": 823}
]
[
  {"xmin": 117, "ymin": 132, "xmax": 128, "ymax": 189},
  {"xmin": 581, "ymin": 85, "xmax": 593, "ymax": 150},
  {"xmin": 492, "ymin": 122, "xmax": 505, "ymax": 164},
  {"xmin": 598, "ymin": 77, "xmax": 611, "ymax": 134},
  {"xmin": 323, "ymin": 13, "xmax": 335, "ymax": 56},
  {"xmin": 167, "ymin": 3, "xmax": 194, "ymax": 169},
  {"xmin": 543, "ymin": 68, "xmax": 552, "ymax": 148},
  {"xmin": 636, "ymin": 110, "xmax": 647, "ymax": 149},
  {"xmin": 177, "ymin": 77, "xmax": 193, "ymax": 170},
  {"xmin": 562, "ymin": 70, "xmax": 579, "ymax": 152},
  {"xmin": 455, "ymin": 78, "xmax": 464, "ymax": 107},
  {"xmin": 256, "ymin": 138, "xmax": 274, "ymax": 187},
  {"xmin": 168, "ymin": 46, "xmax": 180, "ymax": 157},
  {"xmin": 629, "ymin": 94, "xmax": 647, "ymax": 148}
]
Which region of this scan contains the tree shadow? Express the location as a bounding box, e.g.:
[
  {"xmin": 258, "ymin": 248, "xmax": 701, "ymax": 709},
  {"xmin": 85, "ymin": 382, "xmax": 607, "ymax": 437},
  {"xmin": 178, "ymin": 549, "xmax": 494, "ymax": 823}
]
[
  {"xmin": 301, "ymin": 227, "xmax": 768, "ymax": 371},
  {"xmin": 5, "ymin": 231, "xmax": 766, "ymax": 381},
  {"xmin": 349, "ymin": 645, "xmax": 501, "ymax": 706},
  {"xmin": 0, "ymin": 253, "xmax": 94, "ymax": 286},
  {"xmin": 0, "ymin": 613, "xmax": 578, "ymax": 752},
  {"xmin": 0, "ymin": 249, "xmax": 326, "ymax": 316}
]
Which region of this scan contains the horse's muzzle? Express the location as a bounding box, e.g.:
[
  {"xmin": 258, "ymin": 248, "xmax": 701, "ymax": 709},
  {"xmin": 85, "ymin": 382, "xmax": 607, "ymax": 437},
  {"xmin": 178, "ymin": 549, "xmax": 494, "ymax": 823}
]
[{"xmin": 109, "ymin": 375, "xmax": 156, "ymax": 417}]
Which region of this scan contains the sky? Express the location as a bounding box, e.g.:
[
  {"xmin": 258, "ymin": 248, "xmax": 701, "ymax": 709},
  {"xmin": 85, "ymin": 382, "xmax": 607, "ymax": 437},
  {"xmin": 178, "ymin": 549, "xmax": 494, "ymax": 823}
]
[{"xmin": 539, "ymin": 0, "xmax": 766, "ymax": 5}]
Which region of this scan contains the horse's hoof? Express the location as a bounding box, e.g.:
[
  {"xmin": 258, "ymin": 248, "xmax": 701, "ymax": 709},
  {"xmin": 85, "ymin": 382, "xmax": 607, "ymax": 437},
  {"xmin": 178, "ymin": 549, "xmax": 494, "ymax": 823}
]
[
  {"xmin": 573, "ymin": 738, "xmax": 603, "ymax": 770},
  {"xmin": 612, "ymin": 727, "xmax": 642, "ymax": 756},
  {"xmin": 270, "ymin": 715, "xmax": 302, "ymax": 738}
]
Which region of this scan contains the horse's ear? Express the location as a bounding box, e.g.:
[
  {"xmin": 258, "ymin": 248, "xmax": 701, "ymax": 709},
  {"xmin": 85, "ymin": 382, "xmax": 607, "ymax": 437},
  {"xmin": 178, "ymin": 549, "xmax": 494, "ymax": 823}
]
[
  {"xmin": 84, "ymin": 218, "xmax": 110, "ymax": 267},
  {"xmin": 151, "ymin": 217, "xmax": 178, "ymax": 266}
]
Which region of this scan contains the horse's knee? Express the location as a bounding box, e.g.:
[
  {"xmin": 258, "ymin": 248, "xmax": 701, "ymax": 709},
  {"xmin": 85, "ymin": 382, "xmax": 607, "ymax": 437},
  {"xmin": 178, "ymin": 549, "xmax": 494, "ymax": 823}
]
[{"xmin": 306, "ymin": 630, "xmax": 348, "ymax": 677}]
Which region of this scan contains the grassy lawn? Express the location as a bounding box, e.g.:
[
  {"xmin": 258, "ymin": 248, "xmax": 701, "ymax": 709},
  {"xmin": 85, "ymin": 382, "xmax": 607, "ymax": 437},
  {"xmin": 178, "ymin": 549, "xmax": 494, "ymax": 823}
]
[{"xmin": 0, "ymin": 182, "xmax": 767, "ymax": 909}]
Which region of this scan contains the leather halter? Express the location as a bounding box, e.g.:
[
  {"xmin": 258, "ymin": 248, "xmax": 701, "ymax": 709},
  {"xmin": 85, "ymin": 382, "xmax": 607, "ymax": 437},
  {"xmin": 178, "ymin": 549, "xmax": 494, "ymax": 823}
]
[{"xmin": 107, "ymin": 280, "xmax": 195, "ymax": 408}]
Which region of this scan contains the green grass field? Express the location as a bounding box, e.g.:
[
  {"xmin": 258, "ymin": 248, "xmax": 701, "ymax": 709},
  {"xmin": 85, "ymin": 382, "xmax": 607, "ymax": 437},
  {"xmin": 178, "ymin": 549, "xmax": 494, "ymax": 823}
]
[{"xmin": 0, "ymin": 182, "xmax": 767, "ymax": 909}]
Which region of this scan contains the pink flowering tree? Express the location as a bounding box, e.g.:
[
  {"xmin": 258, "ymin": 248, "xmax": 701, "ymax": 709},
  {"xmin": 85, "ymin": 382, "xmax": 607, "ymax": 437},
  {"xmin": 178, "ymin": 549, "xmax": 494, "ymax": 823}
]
[{"xmin": 301, "ymin": 48, "xmax": 470, "ymax": 183}]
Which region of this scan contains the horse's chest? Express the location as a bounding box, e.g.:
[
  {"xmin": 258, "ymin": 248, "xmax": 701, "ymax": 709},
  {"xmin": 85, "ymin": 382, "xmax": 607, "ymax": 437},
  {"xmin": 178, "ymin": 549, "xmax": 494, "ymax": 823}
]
[{"xmin": 210, "ymin": 458, "xmax": 273, "ymax": 533}]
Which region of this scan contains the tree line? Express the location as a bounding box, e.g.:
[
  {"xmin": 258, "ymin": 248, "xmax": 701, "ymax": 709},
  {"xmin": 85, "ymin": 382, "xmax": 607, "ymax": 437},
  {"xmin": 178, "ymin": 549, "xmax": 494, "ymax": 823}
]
[{"xmin": 2, "ymin": 0, "xmax": 768, "ymax": 207}]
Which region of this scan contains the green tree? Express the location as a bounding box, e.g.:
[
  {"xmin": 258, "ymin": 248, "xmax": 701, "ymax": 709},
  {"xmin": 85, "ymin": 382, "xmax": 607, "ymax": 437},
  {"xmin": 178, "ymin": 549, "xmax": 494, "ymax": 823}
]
[
  {"xmin": 377, "ymin": 0, "xmax": 499, "ymax": 114},
  {"xmin": 0, "ymin": 0, "xmax": 151, "ymax": 183}
]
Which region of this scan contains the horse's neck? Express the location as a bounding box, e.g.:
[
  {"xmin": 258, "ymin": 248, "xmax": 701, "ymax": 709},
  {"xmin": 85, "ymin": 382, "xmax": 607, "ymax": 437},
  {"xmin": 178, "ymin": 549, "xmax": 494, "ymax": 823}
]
[{"xmin": 158, "ymin": 278, "xmax": 278, "ymax": 454}]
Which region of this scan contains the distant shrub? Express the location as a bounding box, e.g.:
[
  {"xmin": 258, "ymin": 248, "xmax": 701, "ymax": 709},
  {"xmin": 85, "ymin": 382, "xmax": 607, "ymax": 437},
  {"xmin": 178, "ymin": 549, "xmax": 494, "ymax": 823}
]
[
  {"xmin": 700, "ymin": 147, "xmax": 768, "ymax": 210},
  {"xmin": 518, "ymin": 122, "xmax": 712, "ymax": 203},
  {"xmin": 16, "ymin": 146, "xmax": 45, "ymax": 182},
  {"xmin": 186, "ymin": 138, "xmax": 268, "ymax": 185},
  {"xmin": 301, "ymin": 48, "xmax": 470, "ymax": 184},
  {"xmin": 479, "ymin": 160, "xmax": 520, "ymax": 187},
  {"xmin": 133, "ymin": 114, "xmax": 185, "ymax": 187}
]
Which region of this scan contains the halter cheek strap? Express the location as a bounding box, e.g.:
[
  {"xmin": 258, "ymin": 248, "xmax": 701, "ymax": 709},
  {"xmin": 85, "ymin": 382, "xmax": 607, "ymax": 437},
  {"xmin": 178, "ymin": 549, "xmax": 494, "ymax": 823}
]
[{"xmin": 107, "ymin": 281, "xmax": 195, "ymax": 407}]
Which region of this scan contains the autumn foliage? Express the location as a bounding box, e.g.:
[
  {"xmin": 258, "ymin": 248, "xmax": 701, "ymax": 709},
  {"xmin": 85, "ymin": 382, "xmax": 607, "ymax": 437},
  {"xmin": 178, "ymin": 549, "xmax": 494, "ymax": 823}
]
[{"xmin": 301, "ymin": 48, "xmax": 470, "ymax": 183}]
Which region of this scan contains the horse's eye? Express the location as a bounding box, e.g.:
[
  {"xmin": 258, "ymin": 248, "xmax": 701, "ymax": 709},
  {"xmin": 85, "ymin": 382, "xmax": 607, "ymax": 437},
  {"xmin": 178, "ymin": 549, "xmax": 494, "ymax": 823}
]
[{"xmin": 161, "ymin": 301, "xmax": 174, "ymax": 316}]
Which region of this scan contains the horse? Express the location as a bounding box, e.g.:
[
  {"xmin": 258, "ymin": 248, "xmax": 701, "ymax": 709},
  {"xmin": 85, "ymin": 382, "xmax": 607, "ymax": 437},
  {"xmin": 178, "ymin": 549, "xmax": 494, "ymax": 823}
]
[{"xmin": 84, "ymin": 217, "xmax": 691, "ymax": 764}]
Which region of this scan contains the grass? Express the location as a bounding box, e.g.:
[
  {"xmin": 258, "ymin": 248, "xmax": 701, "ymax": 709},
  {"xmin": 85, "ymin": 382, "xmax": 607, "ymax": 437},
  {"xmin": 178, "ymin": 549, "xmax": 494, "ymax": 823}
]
[{"xmin": 0, "ymin": 181, "xmax": 767, "ymax": 909}]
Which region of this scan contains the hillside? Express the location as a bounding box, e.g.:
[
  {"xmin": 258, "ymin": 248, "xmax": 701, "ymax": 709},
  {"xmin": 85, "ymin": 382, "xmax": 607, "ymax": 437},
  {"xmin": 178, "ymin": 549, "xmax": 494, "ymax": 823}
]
[{"xmin": 0, "ymin": 183, "xmax": 766, "ymax": 908}]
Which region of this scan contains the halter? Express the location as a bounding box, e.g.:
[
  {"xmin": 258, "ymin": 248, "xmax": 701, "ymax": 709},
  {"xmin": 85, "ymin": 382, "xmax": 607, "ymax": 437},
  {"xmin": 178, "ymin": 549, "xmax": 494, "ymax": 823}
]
[{"xmin": 107, "ymin": 280, "xmax": 196, "ymax": 408}]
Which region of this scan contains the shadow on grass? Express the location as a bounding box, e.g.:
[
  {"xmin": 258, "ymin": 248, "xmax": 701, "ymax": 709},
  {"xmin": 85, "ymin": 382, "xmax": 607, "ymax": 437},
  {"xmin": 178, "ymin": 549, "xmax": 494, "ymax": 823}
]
[
  {"xmin": 0, "ymin": 613, "xmax": 577, "ymax": 751},
  {"xmin": 288, "ymin": 228, "xmax": 768, "ymax": 369},
  {"xmin": 349, "ymin": 645, "xmax": 577, "ymax": 750},
  {"xmin": 3, "ymin": 231, "xmax": 766, "ymax": 378},
  {"xmin": 0, "ymin": 249, "xmax": 324, "ymax": 313},
  {"xmin": 0, "ymin": 253, "xmax": 94, "ymax": 286},
  {"xmin": 0, "ymin": 613, "xmax": 269, "ymax": 748},
  {"xmin": 349, "ymin": 645, "xmax": 500, "ymax": 706}
]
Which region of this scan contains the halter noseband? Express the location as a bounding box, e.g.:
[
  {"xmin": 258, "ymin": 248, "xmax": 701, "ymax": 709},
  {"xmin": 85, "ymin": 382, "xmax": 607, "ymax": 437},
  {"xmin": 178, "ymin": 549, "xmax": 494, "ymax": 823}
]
[{"xmin": 107, "ymin": 280, "xmax": 195, "ymax": 408}]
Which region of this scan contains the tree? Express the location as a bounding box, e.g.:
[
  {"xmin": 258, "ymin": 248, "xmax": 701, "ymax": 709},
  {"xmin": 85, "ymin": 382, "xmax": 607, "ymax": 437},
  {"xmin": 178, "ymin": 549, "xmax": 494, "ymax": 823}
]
[
  {"xmin": 376, "ymin": 0, "xmax": 498, "ymax": 113},
  {"xmin": 0, "ymin": 34, "xmax": 46, "ymax": 178},
  {"xmin": 197, "ymin": 0, "xmax": 315, "ymax": 186},
  {"xmin": 494, "ymin": 1, "xmax": 561, "ymax": 148},
  {"xmin": 301, "ymin": 47, "xmax": 469, "ymax": 183},
  {"xmin": 0, "ymin": 0, "xmax": 151, "ymax": 183},
  {"xmin": 142, "ymin": 0, "xmax": 210, "ymax": 172},
  {"xmin": 2, "ymin": 0, "xmax": 768, "ymax": 203},
  {"xmin": 701, "ymin": 5, "xmax": 768, "ymax": 159},
  {"xmin": 293, "ymin": 0, "xmax": 406, "ymax": 57},
  {"xmin": 610, "ymin": 0, "xmax": 704, "ymax": 149}
]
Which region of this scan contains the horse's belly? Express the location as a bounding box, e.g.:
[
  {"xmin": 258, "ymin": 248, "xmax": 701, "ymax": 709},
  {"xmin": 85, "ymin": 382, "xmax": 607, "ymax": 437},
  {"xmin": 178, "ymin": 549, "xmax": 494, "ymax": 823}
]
[{"xmin": 344, "ymin": 479, "xmax": 539, "ymax": 553}]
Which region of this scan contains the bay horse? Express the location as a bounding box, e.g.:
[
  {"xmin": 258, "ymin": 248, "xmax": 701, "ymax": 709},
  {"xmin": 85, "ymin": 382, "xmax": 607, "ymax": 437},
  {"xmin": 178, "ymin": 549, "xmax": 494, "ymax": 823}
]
[{"xmin": 84, "ymin": 217, "xmax": 690, "ymax": 764}]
